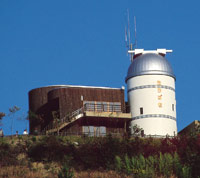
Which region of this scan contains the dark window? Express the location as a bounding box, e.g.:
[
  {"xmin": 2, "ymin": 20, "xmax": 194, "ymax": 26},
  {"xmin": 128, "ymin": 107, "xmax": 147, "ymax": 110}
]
[
  {"xmin": 140, "ymin": 107, "xmax": 143, "ymax": 115},
  {"xmin": 141, "ymin": 130, "xmax": 144, "ymax": 137},
  {"xmin": 83, "ymin": 126, "xmax": 106, "ymax": 137},
  {"xmin": 172, "ymin": 104, "xmax": 174, "ymax": 111}
]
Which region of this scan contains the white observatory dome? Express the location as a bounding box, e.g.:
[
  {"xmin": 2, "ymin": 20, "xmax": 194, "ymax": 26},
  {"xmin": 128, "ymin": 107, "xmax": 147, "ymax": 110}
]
[
  {"xmin": 126, "ymin": 53, "xmax": 175, "ymax": 82},
  {"xmin": 126, "ymin": 49, "xmax": 177, "ymax": 137}
]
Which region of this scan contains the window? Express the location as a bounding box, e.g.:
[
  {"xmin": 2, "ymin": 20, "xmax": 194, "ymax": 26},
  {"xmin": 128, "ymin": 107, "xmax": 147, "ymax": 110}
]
[
  {"xmin": 172, "ymin": 104, "xmax": 174, "ymax": 111},
  {"xmin": 140, "ymin": 107, "xmax": 143, "ymax": 115},
  {"xmin": 83, "ymin": 126, "xmax": 94, "ymax": 136},
  {"xmin": 99, "ymin": 126, "xmax": 106, "ymax": 136},
  {"xmin": 83, "ymin": 101, "xmax": 121, "ymax": 112},
  {"xmin": 141, "ymin": 130, "xmax": 144, "ymax": 137},
  {"xmin": 96, "ymin": 102, "xmax": 102, "ymax": 112},
  {"xmin": 82, "ymin": 126, "xmax": 106, "ymax": 136},
  {"xmin": 113, "ymin": 102, "xmax": 121, "ymax": 112},
  {"xmin": 103, "ymin": 102, "xmax": 108, "ymax": 112}
]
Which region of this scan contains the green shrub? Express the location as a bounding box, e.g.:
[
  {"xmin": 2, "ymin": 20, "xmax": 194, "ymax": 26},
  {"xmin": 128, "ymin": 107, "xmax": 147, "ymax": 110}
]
[
  {"xmin": 163, "ymin": 153, "xmax": 173, "ymax": 177},
  {"xmin": 0, "ymin": 142, "xmax": 18, "ymax": 166},
  {"xmin": 124, "ymin": 154, "xmax": 131, "ymax": 174},
  {"xmin": 179, "ymin": 166, "xmax": 191, "ymax": 178},
  {"xmin": 18, "ymin": 135, "xmax": 23, "ymax": 142},
  {"xmin": 115, "ymin": 155, "xmax": 123, "ymax": 172},
  {"xmin": 28, "ymin": 136, "xmax": 74, "ymax": 162},
  {"xmin": 58, "ymin": 164, "xmax": 74, "ymax": 178},
  {"xmin": 114, "ymin": 152, "xmax": 190, "ymax": 178},
  {"xmin": 31, "ymin": 136, "xmax": 37, "ymax": 142}
]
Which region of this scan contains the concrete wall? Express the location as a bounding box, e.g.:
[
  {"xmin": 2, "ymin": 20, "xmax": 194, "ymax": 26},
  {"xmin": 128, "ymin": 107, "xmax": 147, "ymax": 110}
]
[{"xmin": 127, "ymin": 75, "xmax": 177, "ymax": 136}]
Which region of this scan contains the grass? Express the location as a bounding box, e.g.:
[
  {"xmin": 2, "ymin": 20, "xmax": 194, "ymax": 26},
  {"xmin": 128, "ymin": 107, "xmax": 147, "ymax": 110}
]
[
  {"xmin": 1, "ymin": 134, "xmax": 199, "ymax": 177},
  {"xmin": 0, "ymin": 165, "xmax": 56, "ymax": 178},
  {"xmin": 0, "ymin": 166, "xmax": 131, "ymax": 178},
  {"xmin": 0, "ymin": 135, "xmax": 135, "ymax": 177}
]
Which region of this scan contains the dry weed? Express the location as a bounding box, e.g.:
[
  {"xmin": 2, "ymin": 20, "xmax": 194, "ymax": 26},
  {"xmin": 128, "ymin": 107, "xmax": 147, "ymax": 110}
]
[
  {"xmin": 74, "ymin": 170, "xmax": 131, "ymax": 178},
  {"xmin": 0, "ymin": 165, "xmax": 57, "ymax": 178}
]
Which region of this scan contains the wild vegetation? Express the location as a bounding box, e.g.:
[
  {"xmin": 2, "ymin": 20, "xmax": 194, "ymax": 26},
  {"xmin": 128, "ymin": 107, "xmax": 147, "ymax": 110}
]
[
  {"xmin": 0, "ymin": 133, "xmax": 200, "ymax": 178},
  {"xmin": 0, "ymin": 112, "xmax": 6, "ymax": 126}
]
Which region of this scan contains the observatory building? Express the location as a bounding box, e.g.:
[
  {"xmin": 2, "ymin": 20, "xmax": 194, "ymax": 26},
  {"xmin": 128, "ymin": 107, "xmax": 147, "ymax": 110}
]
[
  {"xmin": 126, "ymin": 49, "xmax": 177, "ymax": 136},
  {"xmin": 28, "ymin": 48, "xmax": 177, "ymax": 137}
]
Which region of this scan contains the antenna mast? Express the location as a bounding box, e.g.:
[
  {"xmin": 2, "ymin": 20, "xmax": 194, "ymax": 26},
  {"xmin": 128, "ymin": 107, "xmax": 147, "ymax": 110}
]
[
  {"xmin": 133, "ymin": 16, "xmax": 137, "ymax": 49},
  {"xmin": 125, "ymin": 9, "xmax": 137, "ymax": 62},
  {"xmin": 127, "ymin": 9, "xmax": 131, "ymax": 48}
]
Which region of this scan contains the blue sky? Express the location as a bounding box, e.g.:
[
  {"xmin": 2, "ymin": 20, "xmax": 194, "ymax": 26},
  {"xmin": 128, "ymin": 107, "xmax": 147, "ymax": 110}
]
[{"xmin": 0, "ymin": 0, "xmax": 199, "ymax": 135}]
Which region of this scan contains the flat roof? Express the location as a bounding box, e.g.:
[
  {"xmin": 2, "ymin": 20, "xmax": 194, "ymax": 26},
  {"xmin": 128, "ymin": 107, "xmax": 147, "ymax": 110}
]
[{"xmin": 29, "ymin": 84, "xmax": 125, "ymax": 93}]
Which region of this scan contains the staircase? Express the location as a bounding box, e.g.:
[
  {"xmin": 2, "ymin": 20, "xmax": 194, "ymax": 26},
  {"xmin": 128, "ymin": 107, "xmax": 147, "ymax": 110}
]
[{"xmin": 44, "ymin": 107, "xmax": 84, "ymax": 135}]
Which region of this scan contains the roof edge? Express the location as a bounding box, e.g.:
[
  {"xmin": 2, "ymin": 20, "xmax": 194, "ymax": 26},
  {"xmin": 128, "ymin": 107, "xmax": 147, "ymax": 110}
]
[{"xmin": 29, "ymin": 84, "xmax": 125, "ymax": 93}]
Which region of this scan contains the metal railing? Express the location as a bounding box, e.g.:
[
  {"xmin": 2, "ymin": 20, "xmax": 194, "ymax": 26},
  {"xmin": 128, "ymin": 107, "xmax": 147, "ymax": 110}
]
[
  {"xmin": 43, "ymin": 102, "xmax": 123, "ymax": 134},
  {"xmin": 43, "ymin": 107, "xmax": 84, "ymax": 133},
  {"xmin": 83, "ymin": 102, "xmax": 122, "ymax": 112}
]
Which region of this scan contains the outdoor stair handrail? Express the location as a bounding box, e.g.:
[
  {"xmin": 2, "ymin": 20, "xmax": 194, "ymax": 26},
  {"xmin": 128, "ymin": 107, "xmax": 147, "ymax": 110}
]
[
  {"xmin": 43, "ymin": 102, "xmax": 123, "ymax": 133},
  {"xmin": 43, "ymin": 107, "xmax": 84, "ymax": 133}
]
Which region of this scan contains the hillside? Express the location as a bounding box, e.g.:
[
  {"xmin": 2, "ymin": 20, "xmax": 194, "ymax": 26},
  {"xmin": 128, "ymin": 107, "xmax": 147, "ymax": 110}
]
[{"xmin": 0, "ymin": 134, "xmax": 200, "ymax": 178}]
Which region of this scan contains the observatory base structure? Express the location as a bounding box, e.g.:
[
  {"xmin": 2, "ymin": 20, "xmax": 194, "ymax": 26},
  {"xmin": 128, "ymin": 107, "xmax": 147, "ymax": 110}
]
[{"xmin": 28, "ymin": 85, "xmax": 131, "ymax": 136}]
